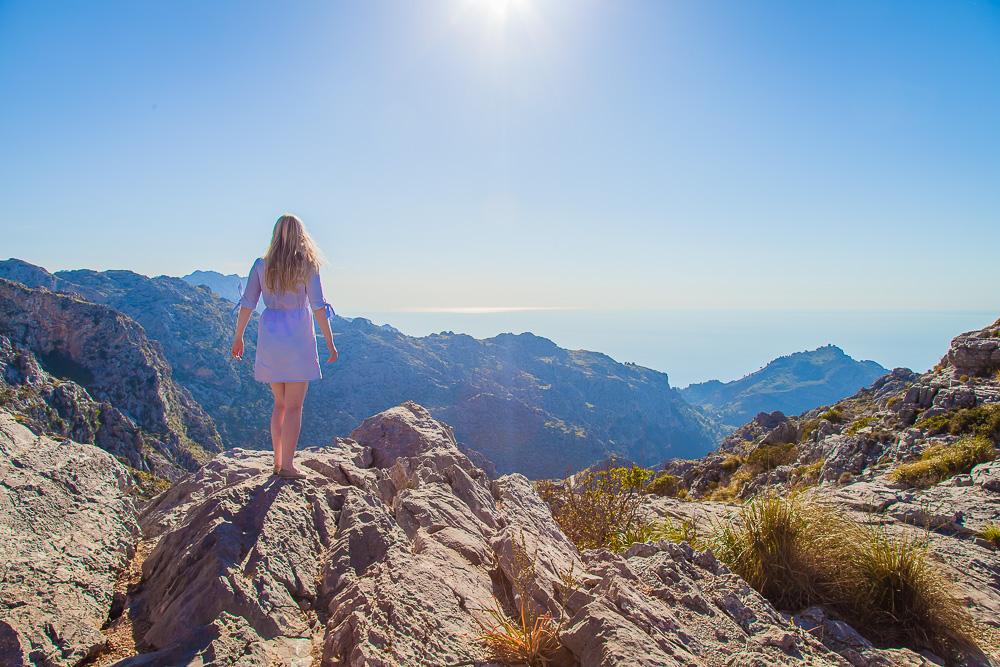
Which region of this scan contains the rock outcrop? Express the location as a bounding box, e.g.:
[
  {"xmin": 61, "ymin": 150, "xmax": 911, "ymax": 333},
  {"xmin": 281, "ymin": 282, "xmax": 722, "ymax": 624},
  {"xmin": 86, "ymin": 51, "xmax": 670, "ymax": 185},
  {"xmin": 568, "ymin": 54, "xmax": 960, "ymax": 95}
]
[
  {"xmin": 106, "ymin": 402, "xmax": 862, "ymax": 666},
  {"xmin": 646, "ymin": 317, "xmax": 1000, "ymax": 661},
  {"xmin": 0, "ymin": 278, "xmax": 222, "ymax": 478},
  {"xmin": 0, "ymin": 411, "xmax": 140, "ymax": 666}
]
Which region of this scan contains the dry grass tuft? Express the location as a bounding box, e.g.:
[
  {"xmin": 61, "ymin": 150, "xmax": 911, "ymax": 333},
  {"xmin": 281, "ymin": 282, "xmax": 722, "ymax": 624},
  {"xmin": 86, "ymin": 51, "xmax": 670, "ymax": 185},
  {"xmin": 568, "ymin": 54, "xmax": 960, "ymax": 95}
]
[
  {"xmin": 708, "ymin": 492, "xmax": 979, "ymax": 658},
  {"xmin": 476, "ymin": 599, "xmax": 561, "ymax": 667},
  {"xmin": 889, "ymin": 436, "xmax": 995, "ymax": 488}
]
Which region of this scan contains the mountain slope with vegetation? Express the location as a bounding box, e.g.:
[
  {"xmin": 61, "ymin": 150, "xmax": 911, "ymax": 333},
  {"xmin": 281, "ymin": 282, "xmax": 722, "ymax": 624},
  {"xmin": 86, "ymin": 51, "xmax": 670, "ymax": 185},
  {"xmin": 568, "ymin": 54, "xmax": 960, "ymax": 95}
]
[
  {"xmin": 584, "ymin": 316, "xmax": 1000, "ymax": 663},
  {"xmin": 681, "ymin": 344, "xmax": 888, "ymax": 427},
  {"xmin": 0, "ymin": 258, "xmax": 722, "ymax": 478},
  {"xmin": 0, "ymin": 278, "xmax": 222, "ymax": 482}
]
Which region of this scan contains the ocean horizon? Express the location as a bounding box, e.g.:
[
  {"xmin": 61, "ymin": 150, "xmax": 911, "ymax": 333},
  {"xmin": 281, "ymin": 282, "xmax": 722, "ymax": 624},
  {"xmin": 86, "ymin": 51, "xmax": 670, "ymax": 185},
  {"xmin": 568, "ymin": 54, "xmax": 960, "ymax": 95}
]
[{"xmin": 348, "ymin": 308, "xmax": 998, "ymax": 388}]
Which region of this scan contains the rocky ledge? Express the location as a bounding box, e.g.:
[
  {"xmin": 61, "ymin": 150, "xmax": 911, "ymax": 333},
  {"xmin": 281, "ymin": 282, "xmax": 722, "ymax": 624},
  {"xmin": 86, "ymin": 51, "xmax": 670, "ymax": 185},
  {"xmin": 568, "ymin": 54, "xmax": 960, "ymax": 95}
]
[
  {"xmin": 68, "ymin": 402, "xmax": 885, "ymax": 667},
  {"xmin": 0, "ymin": 410, "xmax": 139, "ymax": 666}
]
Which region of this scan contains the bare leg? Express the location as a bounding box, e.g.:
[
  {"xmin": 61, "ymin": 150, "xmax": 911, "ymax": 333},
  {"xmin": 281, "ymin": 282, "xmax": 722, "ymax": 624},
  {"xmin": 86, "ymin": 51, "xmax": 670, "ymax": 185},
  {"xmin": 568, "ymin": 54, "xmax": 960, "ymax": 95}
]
[
  {"xmin": 269, "ymin": 382, "xmax": 286, "ymax": 471},
  {"xmin": 278, "ymin": 382, "xmax": 308, "ymax": 471}
]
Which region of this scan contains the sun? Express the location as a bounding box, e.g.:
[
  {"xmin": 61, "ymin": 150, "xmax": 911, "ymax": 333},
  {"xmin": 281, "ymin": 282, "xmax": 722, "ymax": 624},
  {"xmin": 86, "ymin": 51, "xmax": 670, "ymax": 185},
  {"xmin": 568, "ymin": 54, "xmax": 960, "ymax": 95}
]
[{"xmin": 471, "ymin": 0, "xmax": 529, "ymax": 24}]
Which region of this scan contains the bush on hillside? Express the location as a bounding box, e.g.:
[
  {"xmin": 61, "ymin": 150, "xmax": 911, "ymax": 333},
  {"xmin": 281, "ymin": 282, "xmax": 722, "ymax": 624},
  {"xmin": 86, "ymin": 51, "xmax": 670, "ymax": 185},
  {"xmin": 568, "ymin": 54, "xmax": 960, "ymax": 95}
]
[
  {"xmin": 917, "ymin": 404, "xmax": 1000, "ymax": 443},
  {"xmin": 889, "ymin": 436, "xmax": 995, "ymax": 488},
  {"xmin": 646, "ymin": 471, "xmax": 682, "ymax": 497},
  {"xmin": 706, "ymin": 442, "xmax": 797, "ymax": 502},
  {"xmin": 980, "ymin": 523, "xmax": 1000, "ymax": 548},
  {"xmin": 537, "ymin": 464, "xmax": 652, "ymax": 551}
]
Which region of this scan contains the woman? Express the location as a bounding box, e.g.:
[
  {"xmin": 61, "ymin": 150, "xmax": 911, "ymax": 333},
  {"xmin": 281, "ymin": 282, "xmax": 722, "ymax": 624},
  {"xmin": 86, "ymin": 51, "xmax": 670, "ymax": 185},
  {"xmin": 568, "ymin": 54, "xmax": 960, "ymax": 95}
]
[{"xmin": 230, "ymin": 214, "xmax": 338, "ymax": 479}]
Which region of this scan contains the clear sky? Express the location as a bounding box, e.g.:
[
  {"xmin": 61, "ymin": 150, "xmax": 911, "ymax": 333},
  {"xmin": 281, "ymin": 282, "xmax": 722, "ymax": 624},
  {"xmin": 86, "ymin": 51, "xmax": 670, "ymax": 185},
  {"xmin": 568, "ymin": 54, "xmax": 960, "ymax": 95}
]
[{"xmin": 2, "ymin": 1, "xmax": 999, "ymax": 314}]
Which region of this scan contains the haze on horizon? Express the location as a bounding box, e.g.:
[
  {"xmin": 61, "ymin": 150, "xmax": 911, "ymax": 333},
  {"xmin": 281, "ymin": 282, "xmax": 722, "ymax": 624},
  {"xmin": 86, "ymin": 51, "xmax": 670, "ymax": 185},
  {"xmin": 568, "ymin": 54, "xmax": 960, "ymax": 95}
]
[{"xmin": 2, "ymin": 1, "xmax": 999, "ymax": 314}]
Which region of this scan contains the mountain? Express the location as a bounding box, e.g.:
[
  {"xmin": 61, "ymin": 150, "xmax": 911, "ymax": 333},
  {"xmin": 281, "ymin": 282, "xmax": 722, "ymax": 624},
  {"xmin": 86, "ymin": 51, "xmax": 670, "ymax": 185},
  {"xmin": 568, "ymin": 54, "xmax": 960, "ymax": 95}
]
[
  {"xmin": 0, "ymin": 259, "xmax": 722, "ymax": 478},
  {"xmin": 680, "ymin": 344, "xmax": 888, "ymax": 427},
  {"xmin": 181, "ymin": 269, "xmax": 263, "ymax": 312},
  {"xmin": 0, "ymin": 278, "xmax": 222, "ymax": 482},
  {"xmin": 180, "ymin": 269, "xmax": 245, "ymax": 302},
  {"xmin": 3, "ymin": 316, "xmax": 997, "ymax": 666}
]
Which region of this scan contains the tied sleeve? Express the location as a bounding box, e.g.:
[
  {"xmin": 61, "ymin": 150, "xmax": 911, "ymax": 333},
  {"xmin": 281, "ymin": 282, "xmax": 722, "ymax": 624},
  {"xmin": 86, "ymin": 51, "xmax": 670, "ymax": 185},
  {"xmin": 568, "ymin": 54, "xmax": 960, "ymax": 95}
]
[
  {"xmin": 306, "ymin": 269, "xmax": 335, "ymax": 323},
  {"xmin": 234, "ymin": 259, "xmax": 262, "ymax": 315}
]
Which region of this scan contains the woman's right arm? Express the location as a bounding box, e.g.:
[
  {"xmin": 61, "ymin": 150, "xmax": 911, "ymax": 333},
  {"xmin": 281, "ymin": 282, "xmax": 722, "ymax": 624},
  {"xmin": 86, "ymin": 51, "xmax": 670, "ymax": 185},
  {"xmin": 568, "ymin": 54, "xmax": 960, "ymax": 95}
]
[{"xmin": 231, "ymin": 260, "xmax": 262, "ymax": 359}]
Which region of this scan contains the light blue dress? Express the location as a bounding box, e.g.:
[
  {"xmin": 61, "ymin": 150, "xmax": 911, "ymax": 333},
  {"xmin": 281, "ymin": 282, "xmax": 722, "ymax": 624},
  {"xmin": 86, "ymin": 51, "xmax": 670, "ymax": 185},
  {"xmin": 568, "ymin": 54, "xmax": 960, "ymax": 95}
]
[{"xmin": 237, "ymin": 257, "xmax": 334, "ymax": 383}]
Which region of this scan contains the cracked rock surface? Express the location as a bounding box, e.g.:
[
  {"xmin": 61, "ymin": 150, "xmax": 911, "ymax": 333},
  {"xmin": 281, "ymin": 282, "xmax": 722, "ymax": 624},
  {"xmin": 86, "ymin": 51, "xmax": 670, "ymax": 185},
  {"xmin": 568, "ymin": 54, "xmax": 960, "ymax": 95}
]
[
  {"xmin": 112, "ymin": 402, "xmax": 881, "ymax": 666},
  {"xmin": 0, "ymin": 411, "xmax": 139, "ymax": 667}
]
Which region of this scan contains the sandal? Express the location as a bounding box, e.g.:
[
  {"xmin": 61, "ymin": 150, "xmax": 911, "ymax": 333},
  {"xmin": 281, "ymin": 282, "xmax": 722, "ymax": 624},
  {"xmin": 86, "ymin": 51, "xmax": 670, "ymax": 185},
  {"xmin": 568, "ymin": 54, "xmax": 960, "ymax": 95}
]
[{"xmin": 276, "ymin": 467, "xmax": 307, "ymax": 480}]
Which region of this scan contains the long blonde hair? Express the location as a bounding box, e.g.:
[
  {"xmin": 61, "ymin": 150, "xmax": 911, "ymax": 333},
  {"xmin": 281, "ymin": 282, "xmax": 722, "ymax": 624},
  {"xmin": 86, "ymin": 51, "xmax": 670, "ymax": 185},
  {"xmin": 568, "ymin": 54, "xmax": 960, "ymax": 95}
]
[{"xmin": 263, "ymin": 214, "xmax": 323, "ymax": 292}]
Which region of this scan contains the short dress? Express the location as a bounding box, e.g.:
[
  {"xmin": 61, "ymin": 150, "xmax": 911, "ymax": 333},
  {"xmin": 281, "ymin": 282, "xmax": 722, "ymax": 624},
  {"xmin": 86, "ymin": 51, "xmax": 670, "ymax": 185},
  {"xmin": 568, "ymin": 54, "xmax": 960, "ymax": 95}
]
[{"xmin": 236, "ymin": 257, "xmax": 335, "ymax": 383}]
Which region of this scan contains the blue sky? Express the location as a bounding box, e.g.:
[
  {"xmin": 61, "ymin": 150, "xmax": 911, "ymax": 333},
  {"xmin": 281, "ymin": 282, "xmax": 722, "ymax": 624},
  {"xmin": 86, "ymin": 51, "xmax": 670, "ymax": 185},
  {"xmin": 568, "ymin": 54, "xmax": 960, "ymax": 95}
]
[{"xmin": 2, "ymin": 1, "xmax": 999, "ymax": 313}]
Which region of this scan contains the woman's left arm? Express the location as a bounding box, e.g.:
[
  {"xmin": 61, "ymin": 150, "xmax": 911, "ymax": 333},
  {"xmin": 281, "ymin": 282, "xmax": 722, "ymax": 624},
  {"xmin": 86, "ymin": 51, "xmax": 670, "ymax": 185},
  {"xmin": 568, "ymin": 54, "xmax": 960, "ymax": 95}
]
[{"xmin": 307, "ymin": 269, "xmax": 338, "ymax": 363}]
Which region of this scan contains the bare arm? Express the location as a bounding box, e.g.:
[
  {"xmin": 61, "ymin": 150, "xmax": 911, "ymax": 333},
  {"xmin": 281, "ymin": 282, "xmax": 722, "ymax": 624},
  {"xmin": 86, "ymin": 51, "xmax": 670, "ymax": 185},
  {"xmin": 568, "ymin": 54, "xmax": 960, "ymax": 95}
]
[
  {"xmin": 306, "ymin": 268, "xmax": 338, "ymax": 363},
  {"xmin": 313, "ymin": 307, "xmax": 338, "ymax": 362},
  {"xmin": 231, "ymin": 306, "xmax": 253, "ymax": 359},
  {"xmin": 231, "ymin": 260, "xmax": 262, "ymax": 360}
]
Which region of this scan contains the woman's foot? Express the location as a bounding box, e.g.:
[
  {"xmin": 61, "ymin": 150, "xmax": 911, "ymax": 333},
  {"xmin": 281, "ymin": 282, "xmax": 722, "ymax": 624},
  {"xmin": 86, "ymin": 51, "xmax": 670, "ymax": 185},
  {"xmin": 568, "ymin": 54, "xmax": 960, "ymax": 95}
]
[{"xmin": 276, "ymin": 466, "xmax": 307, "ymax": 480}]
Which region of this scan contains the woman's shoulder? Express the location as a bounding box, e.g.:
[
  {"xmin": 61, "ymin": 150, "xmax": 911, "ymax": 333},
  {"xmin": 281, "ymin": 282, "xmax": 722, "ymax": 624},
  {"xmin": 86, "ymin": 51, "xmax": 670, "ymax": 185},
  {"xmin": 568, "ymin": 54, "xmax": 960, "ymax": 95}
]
[{"xmin": 251, "ymin": 257, "xmax": 264, "ymax": 271}]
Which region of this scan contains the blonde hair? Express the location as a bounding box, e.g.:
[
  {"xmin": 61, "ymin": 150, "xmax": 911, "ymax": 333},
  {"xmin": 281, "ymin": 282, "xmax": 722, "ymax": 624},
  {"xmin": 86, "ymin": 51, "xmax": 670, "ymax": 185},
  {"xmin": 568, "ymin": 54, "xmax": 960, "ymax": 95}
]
[{"xmin": 263, "ymin": 214, "xmax": 323, "ymax": 292}]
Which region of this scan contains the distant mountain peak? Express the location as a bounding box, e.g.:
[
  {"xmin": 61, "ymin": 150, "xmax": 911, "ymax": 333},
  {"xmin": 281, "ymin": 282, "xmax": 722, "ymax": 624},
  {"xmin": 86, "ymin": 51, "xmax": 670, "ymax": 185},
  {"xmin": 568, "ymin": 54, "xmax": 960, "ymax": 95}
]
[{"xmin": 681, "ymin": 345, "xmax": 888, "ymax": 428}]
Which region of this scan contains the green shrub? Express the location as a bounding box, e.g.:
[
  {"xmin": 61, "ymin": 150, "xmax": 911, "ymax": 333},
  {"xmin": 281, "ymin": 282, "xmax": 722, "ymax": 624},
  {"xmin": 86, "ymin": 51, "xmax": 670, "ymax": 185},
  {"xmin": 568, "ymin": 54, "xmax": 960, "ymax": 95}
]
[
  {"xmin": 790, "ymin": 459, "xmax": 824, "ymax": 487},
  {"xmin": 889, "ymin": 436, "xmax": 995, "ymax": 488},
  {"xmin": 720, "ymin": 454, "xmax": 743, "ymax": 471},
  {"xmin": 916, "ymin": 404, "xmax": 1000, "ymax": 443},
  {"xmin": 537, "ymin": 465, "xmax": 652, "ymax": 551},
  {"xmin": 651, "ymin": 517, "xmax": 702, "ymax": 547},
  {"xmin": 887, "ymin": 395, "xmax": 902, "ymax": 409},
  {"xmin": 799, "ymin": 418, "xmax": 820, "ymax": 442},
  {"xmin": 819, "ymin": 407, "xmax": 846, "ymax": 424},
  {"xmin": 979, "ymin": 523, "xmax": 1000, "ymax": 548},
  {"xmin": 646, "ymin": 471, "xmax": 682, "ymax": 497},
  {"xmin": 846, "ymin": 416, "xmax": 876, "ymax": 436},
  {"xmin": 746, "ymin": 442, "xmax": 797, "ymax": 470},
  {"xmin": 705, "ymin": 443, "xmax": 797, "ymax": 503}
]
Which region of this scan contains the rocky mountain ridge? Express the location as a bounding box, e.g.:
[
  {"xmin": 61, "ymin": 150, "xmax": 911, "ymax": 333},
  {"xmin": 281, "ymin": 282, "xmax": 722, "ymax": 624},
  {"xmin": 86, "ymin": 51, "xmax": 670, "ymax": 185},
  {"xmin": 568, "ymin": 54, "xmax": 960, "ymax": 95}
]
[
  {"xmin": 0, "ymin": 278, "xmax": 221, "ymax": 480},
  {"xmin": 681, "ymin": 344, "xmax": 888, "ymax": 428},
  {"xmin": 0, "ymin": 258, "xmax": 722, "ymax": 478}
]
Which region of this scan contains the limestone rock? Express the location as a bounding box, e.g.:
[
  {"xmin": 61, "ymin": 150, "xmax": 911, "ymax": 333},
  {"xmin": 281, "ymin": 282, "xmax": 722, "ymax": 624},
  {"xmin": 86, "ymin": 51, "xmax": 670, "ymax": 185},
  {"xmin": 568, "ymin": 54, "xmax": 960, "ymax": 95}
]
[
  {"xmin": 113, "ymin": 403, "xmax": 859, "ymax": 666},
  {"xmin": 0, "ymin": 411, "xmax": 139, "ymax": 666}
]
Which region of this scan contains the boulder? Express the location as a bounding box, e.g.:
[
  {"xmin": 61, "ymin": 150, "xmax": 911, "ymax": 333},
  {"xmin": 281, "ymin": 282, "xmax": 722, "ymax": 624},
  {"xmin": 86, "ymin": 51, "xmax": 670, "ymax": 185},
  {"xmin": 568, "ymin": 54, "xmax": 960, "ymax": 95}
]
[{"xmin": 0, "ymin": 411, "xmax": 139, "ymax": 666}]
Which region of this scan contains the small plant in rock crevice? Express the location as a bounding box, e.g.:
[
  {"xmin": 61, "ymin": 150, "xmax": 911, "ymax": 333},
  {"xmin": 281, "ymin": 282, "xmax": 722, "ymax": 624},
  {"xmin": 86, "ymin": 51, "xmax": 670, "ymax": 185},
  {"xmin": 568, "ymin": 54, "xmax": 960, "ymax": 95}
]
[
  {"xmin": 475, "ymin": 537, "xmax": 564, "ymax": 666},
  {"xmin": 980, "ymin": 523, "xmax": 1000, "ymax": 548}
]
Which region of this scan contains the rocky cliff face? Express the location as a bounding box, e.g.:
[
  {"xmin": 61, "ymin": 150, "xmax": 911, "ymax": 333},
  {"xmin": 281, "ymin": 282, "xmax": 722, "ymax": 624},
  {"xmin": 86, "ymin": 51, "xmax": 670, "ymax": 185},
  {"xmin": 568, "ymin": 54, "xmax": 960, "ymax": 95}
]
[
  {"xmin": 665, "ymin": 317, "xmax": 1000, "ymax": 499},
  {"xmin": 0, "ymin": 259, "xmax": 721, "ymax": 478},
  {"xmin": 0, "ymin": 278, "xmax": 221, "ymax": 478},
  {"xmin": 89, "ymin": 403, "xmax": 876, "ymax": 666},
  {"xmin": 647, "ymin": 317, "xmax": 1000, "ymax": 662},
  {"xmin": 681, "ymin": 344, "xmax": 888, "ymax": 428},
  {"xmin": 0, "ymin": 411, "xmax": 140, "ymax": 666}
]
